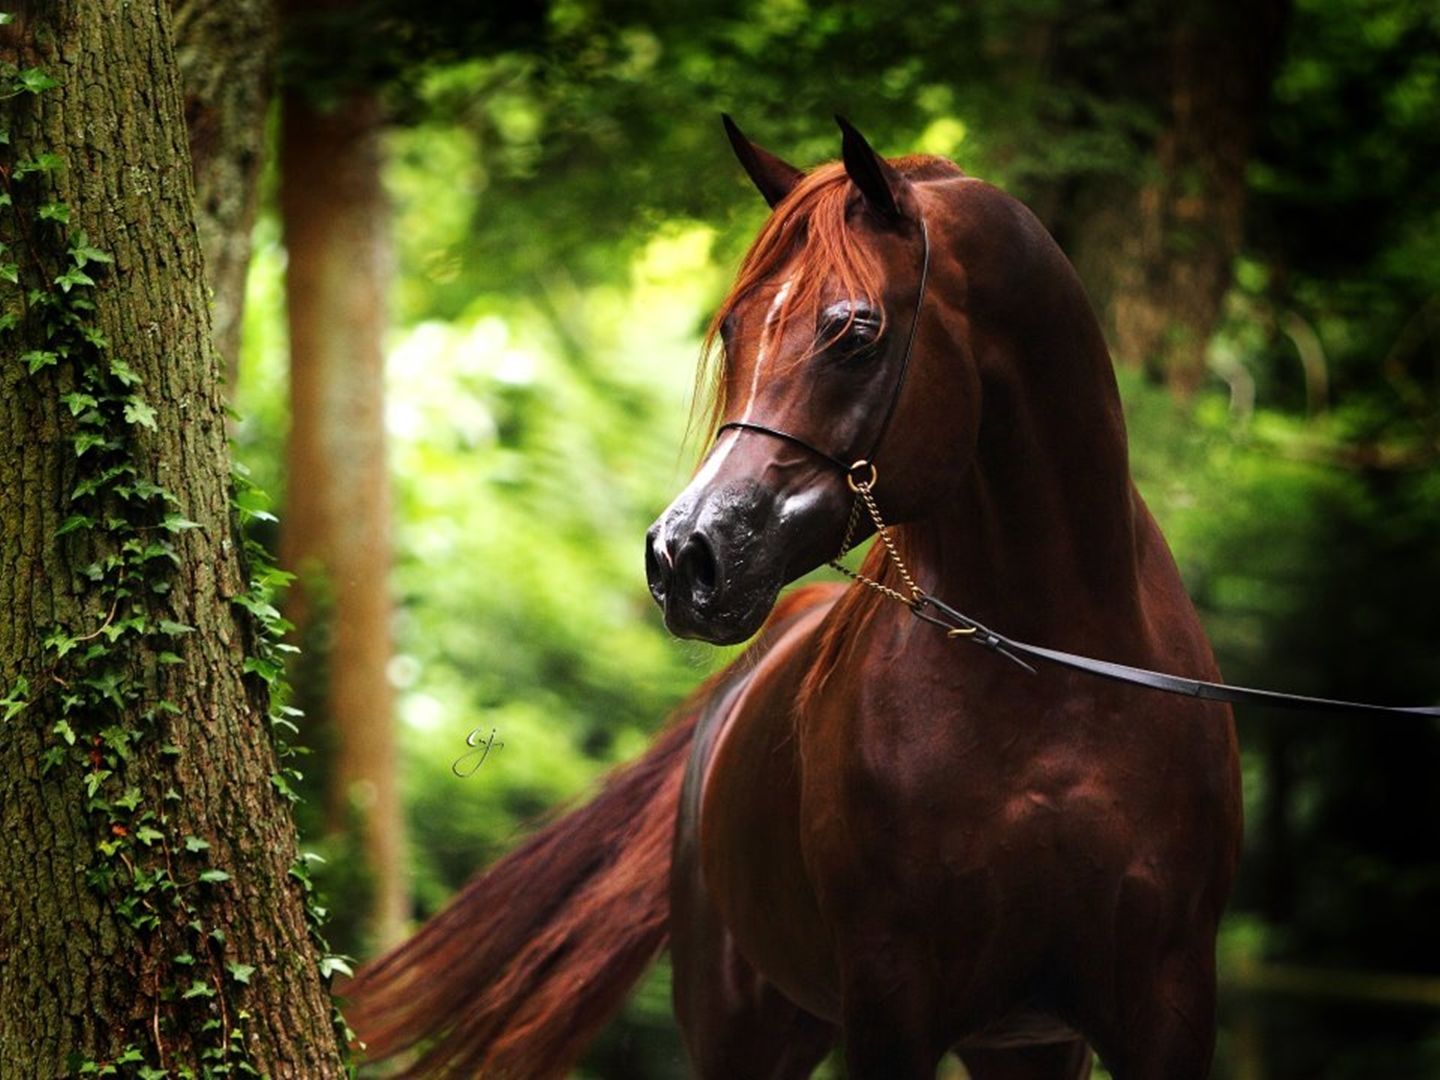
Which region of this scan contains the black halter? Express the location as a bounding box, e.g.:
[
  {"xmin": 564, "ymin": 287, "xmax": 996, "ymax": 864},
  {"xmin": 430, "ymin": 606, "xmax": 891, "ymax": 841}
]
[{"xmin": 713, "ymin": 219, "xmax": 932, "ymax": 487}]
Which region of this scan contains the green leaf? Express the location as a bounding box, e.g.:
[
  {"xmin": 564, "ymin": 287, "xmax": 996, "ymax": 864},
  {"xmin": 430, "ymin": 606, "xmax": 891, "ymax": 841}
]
[
  {"xmin": 1, "ymin": 676, "xmax": 29, "ymax": 721},
  {"xmin": 161, "ymin": 513, "xmax": 201, "ymax": 533},
  {"xmin": 198, "ymin": 868, "xmax": 230, "ymax": 884},
  {"xmin": 21, "ymin": 349, "xmax": 57, "ymax": 373},
  {"xmin": 122, "ymin": 396, "xmax": 157, "ymax": 430},
  {"xmin": 17, "ymin": 68, "xmax": 59, "ymax": 94},
  {"xmin": 107, "ymin": 356, "xmax": 141, "ymax": 386},
  {"xmin": 174, "ymin": 952, "xmax": 195, "ymax": 965},
  {"xmin": 14, "ymin": 152, "xmax": 62, "ymax": 177},
  {"xmin": 72, "ymin": 431, "xmax": 107, "ymax": 456},
  {"xmin": 319, "ymin": 955, "xmax": 354, "ymax": 979},
  {"xmin": 134, "ymin": 825, "xmax": 164, "ymax": 846},
  {"xmin": 54, "ymin": 265, "xmax": 95, "ymax": 292},
  {"xmin": 181, "ymin": 979, "xmax": 215, "ymax": 1000},
  {"xmin": 52, "ymin": 719, "xmax": 76, "ymax": 745},
  {"xmin": 226, "ymin": 962, "xmax": 255, "ymax": 985},
  {"xmin": 183, "ymin": 834, "xmax": 210, "ymax": 853},
  {"xmin": 0, "ymin": 262, "xmax": 17, "ymax": 284},
  {"xmin": 37, "ymin": 201, "xmax": 69, "ymax": 223},
  {"xmin": 55, "ymin": 513, "xmax": 95, "ymax": 537},
  {"xmin": 156, "ymin": 619, "xmax": 194, "ymax": 636},
  {"xmin": 61, "ymin": 391, "xmax": 99, "ymax": 416}
]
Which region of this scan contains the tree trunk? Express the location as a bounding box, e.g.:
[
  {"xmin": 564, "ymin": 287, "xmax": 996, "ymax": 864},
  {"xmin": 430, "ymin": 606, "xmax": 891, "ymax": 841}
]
[
  {"xmin": 0, "ymin": 3, "xmax": 347, "ymax": 1075},
  {"xmin": 170, "ymin": 0, "xmax": 277, "ymax": 388},
  {"xmin": 279, "ymin": 85, "xmax": 407, "ymax": 951},
  {"xmin": 1049, "ymin": 0, "xmax": 1290, "ymax": 397}
]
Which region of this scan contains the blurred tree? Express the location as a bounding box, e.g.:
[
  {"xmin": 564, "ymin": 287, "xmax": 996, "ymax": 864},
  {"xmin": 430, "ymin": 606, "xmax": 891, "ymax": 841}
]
[
  {"xmin": 0, "ymin": 2, "xmax": 345, "ymax": 1073},
  {"xmin": 1044, "ymin": 0, "xmax": 1291, "ymax": 396},
  {"xmin": 171, "ymin": 0, "xmax": 278, "ymax": 386},
  {"xmin": 280, "ymin": 0, "xmax": 406, "ymax": 950}
]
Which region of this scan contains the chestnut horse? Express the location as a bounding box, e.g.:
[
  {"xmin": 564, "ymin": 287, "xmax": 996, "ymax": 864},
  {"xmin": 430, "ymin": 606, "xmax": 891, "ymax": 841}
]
[{"xmin": 345, "ymin": 119, "xmax": 1242, "ymax": 1079}]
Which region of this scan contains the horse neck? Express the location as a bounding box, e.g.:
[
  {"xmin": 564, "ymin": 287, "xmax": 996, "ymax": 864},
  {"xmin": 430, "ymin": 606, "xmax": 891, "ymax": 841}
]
[{"xmin": 901, "ymin": 274, "xmax": 1151, "ymax": 650}]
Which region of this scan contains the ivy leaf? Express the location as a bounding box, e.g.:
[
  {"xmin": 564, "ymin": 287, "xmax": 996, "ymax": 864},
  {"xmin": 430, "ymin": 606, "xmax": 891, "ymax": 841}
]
[
  {"xmin": 72, "ymin": 431, "xmax": 107, "ymax": 456},
  {"xmin": 54, "ymin": 265, "xmax": 95, "ymax": 292},
  {"xmin": 2, "ymin": 676, "xmax": 30, "ymax": 721},
  {"xmin": 52, "ymin": 719, "xmax": 76, "ymax": 745},
  {"xmin": 61, "ymin": 391, "xmax": 99, "ymax": 416},
  {"xmin": 122, "ymin": 396, "xmax": 157, "ymax": 430},
  {"xmin": 21, "ymin": 349, "xmax": 58, "ymax": 373},
  {"xmin": 37, "ymin": 201, "xmax": 69, "ymax": 223},
  {"xmin": 161, "ymin": 513, "xmax": 201, "ymax": 532},
  {"xmin": 0, "ymin": 262, "xmax": 17, "ymax": 284},
  {"xmin": 55, "ymin": 513, "xmax": 95, "ymax": 537},
  {"xmin": 14, "ymin": 152, "xmax": 62, "ymax": 178},
  {"xmin": 181, "ymin": 979, "xmax": 215, "ymax": 1000},
  {"xmin": 156, "ymin": 619, "xmax": 194, "ymax": 636},
  {"xmin": 84, "ymin": 769, "xmax": 111, "ymax": 798},
  {"xmin": 107, "ymin": 356, "xmax": 141, "ymax": 386},
  {"xmin": 198, "ymin": 869, "xmax": 230, "ymax": 884},
  {"xmin": 134, "ymin": 825, "xmax": 164, "ymax": 846},
  {"xmin": 183, "ymin": 834, "xmax": 210, "ymax": 853},
  {"xmin": 319, "ymin": 955, "xmax": 354, "ymax": 980},
  {"xmin": 226, "ymin": 962, "xmax": 255, "ymax": 985},
  {"xmin": 18, "ymin": 68, "xmax": 60, "ymax": 94}
]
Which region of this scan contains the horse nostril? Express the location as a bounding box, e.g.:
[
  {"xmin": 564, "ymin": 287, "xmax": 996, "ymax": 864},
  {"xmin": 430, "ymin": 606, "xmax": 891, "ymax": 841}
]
[
  {"xmin": 645, "ymin": 529, "xmax": 671, "ymax": 601},
  {"xmin": 676, "ymin": 533, "xmax": 719, "ymax": 599}
]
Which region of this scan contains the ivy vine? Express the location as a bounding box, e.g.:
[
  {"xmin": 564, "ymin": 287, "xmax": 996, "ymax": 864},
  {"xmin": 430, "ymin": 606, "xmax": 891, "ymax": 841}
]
[{"xmin": 1, "ymin": 32, "xmax": 351, "ymax": 1079}]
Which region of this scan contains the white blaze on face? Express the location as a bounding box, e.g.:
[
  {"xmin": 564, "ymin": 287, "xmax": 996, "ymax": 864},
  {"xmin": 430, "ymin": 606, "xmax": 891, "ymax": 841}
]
[{"xmin": 684, "ymin": 279, "xmax": 793, "ymax": 494}]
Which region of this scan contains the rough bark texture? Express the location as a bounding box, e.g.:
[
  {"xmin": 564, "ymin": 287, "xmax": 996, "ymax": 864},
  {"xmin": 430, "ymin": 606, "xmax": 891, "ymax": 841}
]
[
  {"xmin": 0, "ymin": 2, "xmax": 346, "ymax": 1075},
  {"xmin": 279, "ymin": 86, "xmax": 407, "ymax": 950},
  {"xmin": 1049, "ymin": 0, "xmax": 1290, "ymax": 397},
  {"xmin": 170, "ymin": 0, "xmax": 276, "ymax": 388}
]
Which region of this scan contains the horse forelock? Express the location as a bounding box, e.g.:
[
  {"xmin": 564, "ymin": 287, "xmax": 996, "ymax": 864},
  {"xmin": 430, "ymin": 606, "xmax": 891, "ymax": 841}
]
[{"xmin": 691, "ymin": 155, "xmax": 962, "ymax": 446}]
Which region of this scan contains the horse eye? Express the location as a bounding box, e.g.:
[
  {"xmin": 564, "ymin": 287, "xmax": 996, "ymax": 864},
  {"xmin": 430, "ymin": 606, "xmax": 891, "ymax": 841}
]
[{"xmin": 819, "ymin": 302, "xmax": 881, "ymax": 361}]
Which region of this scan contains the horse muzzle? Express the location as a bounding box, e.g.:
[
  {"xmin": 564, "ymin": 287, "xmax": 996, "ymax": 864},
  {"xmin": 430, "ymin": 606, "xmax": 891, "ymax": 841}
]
[{"xmin": 645, "ymin": 485, "xmax": 786, "ymax": 645}]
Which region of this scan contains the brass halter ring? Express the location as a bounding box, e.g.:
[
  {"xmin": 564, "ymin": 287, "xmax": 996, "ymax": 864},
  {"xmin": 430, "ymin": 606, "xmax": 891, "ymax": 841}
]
[{"xmin": 846, "ymin": 460, "xmax": 877, "ymax": 493}]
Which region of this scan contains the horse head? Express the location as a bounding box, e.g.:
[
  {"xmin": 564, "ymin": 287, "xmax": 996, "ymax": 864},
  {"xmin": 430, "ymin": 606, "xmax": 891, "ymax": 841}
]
[{"xmin": 646, "ymin": 117, "xmax": 978, "ymax": 644}]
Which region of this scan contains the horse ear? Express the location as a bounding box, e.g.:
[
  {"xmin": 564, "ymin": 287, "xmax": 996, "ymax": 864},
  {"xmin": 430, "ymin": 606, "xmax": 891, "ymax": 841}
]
[
  {"xmin": 836, "ymin": 115, "xmax": 907, "ymax": 221},
  {"xmin": 722, "ymin": 114, "xmax": 803, "ymax": 209}
]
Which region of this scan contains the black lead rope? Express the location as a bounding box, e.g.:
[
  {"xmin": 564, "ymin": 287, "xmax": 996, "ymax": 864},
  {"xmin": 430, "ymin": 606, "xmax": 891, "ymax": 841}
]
[{"xmin": 913, "ymin": 593, "xmax": 1440, "ymax": 720}]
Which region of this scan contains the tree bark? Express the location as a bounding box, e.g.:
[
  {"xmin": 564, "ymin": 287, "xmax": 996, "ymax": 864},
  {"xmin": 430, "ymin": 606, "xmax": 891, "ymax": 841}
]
[
  {"xmin": 279, "ymin": 85, "xmax": 407, "ymax": 950},
  {"xmin": 170, "ymin": 0, "xmax": 277, "ymax": 388},
  {"xmin": 0, "ymin": 2, "xmax": 346, "ymax": 1075}
]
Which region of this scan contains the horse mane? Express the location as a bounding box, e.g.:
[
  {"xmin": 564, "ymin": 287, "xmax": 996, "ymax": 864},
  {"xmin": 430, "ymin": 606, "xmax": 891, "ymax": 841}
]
[{"xmin": 694, "ymin": 154, "xmax": 963, "ymax": 441}]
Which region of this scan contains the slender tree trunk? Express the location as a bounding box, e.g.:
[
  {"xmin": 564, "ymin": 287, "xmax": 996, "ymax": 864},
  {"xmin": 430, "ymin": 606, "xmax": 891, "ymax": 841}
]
[
  {"xmin": 170, "ymin": 0, "xmax": 277, "ymax": 387},
  {"xmin": 0, "ymin": 2, "xmax": 346, "ymax": 1075},
  {"xmin": 279, "ymin": 85, "xmax": 407, "ymax": 950},
  {"xmin": 1045, "ymin": 0, "xmax": 1290, "ymax": 397}
]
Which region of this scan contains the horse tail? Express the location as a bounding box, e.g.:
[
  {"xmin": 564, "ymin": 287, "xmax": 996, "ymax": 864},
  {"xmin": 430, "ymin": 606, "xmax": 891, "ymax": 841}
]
[{"xmin": 343, "ymin": 709, "xmax": 697, "ymax": 1078}]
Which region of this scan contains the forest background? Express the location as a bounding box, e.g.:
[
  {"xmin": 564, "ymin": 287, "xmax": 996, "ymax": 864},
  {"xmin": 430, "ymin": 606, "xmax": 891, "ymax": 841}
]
[{"xmin": 7, "ymin": 0, "xmax": 1439, "ymax": 1077}]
